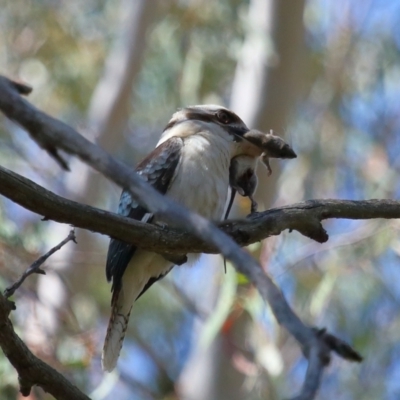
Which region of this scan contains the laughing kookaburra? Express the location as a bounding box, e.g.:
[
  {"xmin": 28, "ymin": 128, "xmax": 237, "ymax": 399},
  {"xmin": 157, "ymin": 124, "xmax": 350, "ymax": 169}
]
[{"xmin": 102, "ymin": 105, "xmax": 268, "ymax": 371}]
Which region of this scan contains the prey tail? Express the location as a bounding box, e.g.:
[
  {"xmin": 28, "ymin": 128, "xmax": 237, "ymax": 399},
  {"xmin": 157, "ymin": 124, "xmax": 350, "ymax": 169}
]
[{"xmin": 222, "ymin": 188, "xmax": 237, "ymax": 273}]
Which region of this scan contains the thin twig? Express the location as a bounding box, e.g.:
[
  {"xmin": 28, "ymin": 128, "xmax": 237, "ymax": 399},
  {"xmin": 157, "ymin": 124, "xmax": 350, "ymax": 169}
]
[{"xmin": 4, "ymin": 230, "xmax": 76, "ymax": 298}]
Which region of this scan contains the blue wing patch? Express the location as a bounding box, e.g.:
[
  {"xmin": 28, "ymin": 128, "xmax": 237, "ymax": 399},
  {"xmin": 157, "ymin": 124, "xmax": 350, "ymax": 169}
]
[{"xmin": 118, "ymin": 191, "xmax": 138, "ymax": 216}]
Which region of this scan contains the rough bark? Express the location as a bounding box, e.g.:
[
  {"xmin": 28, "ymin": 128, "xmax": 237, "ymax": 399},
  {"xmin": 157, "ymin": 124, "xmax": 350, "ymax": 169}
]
[{"xmin": 1, "ymin": 166, "xmax": 399, "ymax": 254}]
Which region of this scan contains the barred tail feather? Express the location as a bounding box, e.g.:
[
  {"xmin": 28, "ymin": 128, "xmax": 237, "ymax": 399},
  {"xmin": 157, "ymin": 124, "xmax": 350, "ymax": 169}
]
[
  {"xmin": 101, "ymin": 293, "xmax": 132, "ymax": 372},
  {"xmin": 102, "ymin": 252, "xmax": 173, "ymax": 371}
]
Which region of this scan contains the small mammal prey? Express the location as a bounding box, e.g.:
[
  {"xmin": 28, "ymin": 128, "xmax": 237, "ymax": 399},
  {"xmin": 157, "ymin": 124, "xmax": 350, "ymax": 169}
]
[{"xmin": 226, "ymin": 129, "xmax": 297, "ymax": 218}]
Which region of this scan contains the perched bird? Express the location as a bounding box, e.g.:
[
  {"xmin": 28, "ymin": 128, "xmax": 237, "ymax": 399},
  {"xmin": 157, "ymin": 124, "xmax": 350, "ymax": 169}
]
[
  {"xmin": 226, "ymin": 129, "xmax": 297, "ymax": 218},
  {"xmin": 102, "ymin": 105, "xmax": 266, "ymax": 371}
]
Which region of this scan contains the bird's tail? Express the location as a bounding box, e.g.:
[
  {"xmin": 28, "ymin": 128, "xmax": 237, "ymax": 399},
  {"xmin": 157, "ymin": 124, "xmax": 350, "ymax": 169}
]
[
  {"xmin": 102, "ymin": 252, "xmax": 172, "ymax": 371},
  {"xmin": 101, "ymin": 284, "xmax": 137, "ymax": 372}
]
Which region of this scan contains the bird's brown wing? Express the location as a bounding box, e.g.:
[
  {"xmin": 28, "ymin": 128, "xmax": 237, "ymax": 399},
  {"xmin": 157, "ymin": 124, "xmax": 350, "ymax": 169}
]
[{"xmin": 105, "ymin": 137, "xmax": 183, "ymax": 302}]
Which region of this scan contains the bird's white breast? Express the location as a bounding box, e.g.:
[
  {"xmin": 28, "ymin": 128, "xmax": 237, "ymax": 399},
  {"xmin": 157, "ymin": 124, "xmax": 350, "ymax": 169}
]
[{"xmin": 166, "ymin": 133, "xmax": 231, "ymax": 221}]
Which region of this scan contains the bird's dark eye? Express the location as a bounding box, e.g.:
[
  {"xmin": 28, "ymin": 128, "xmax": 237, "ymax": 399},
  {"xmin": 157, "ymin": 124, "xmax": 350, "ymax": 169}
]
[{"xmin": 216, "ymin": 110, "xmax": 231, "ymax": 124}]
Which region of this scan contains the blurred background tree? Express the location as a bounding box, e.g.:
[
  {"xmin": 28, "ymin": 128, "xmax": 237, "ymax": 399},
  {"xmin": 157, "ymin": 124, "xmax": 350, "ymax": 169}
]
[{"xmin": 1, "ymin": 0, "xmax": 400, "ymax": 399}]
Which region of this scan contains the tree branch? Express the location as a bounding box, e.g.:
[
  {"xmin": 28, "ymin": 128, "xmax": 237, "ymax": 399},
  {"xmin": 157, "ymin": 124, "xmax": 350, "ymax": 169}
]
[
  {"xmin": 1, "ymin": 164, "xmax": 400, "ymax": 256},
  {"xmin": 0, "ymin": 293, "xmax": 91, "ymax": 399},
  {"xmin": 4, "ymin": 230, "xmax": 76, "ymax": 298},
  {"xmin": 0, "ymin": 75, "xmax": 371, "ymax": 399}
]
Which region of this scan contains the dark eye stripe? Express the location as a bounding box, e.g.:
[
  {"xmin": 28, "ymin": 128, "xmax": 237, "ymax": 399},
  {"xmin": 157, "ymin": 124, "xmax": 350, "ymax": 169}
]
[
  {"xmin": 163, "ymin": 119, "xmax": 179, "ymax": 132},
  {"xmin": 216, "ymin": 110, "xmax": 244, "ymax": 126},
  {"xmin": 186, "ymin": 111, "xmax": 219, "ymax": 124},
  {"xmin": 163, "ymin": 108, "xmax": 249, "ymax": 137},
  {"xmin": 162, "ymin": 111, "xmax": 217, "ymax": 132}
]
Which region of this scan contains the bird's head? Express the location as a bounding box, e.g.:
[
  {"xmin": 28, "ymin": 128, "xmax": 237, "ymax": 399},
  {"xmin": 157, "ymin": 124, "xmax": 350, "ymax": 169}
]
[{"xmin": 159, "ymin": 105, "xmax": 250, "ymax": 145}]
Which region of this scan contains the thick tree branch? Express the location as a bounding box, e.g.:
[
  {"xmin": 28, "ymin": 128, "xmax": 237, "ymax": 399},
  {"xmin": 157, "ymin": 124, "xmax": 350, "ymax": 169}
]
[
  {"xmin": 1, "ymin": 164, "xmax": 399, "ymax": 256},
  {"xmin": 0, "ymin": 75, "xmax": 369, "ymax": 399},
  {"xmin": 0, "ymin": 293, "xmax": 90, "ymax": 399}
]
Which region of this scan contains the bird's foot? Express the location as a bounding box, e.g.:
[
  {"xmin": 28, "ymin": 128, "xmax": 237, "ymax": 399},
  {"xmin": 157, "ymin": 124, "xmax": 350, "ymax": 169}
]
[
  {"xmin": 246, "ymin": 198, "xmax": 258, "ymax": 216},
  {"xmin": 250, "ymin": 198, "xmax": 258, "ymax": 214}
]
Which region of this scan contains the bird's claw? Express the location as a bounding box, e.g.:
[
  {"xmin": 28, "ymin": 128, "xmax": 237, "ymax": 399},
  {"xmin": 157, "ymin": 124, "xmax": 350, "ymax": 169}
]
[{"xmin": 250, "ymin": 197, "xmax": 258, "ymax": 214}]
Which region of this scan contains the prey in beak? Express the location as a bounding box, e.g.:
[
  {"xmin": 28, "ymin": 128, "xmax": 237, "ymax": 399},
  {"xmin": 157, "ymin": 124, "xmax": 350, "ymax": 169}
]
[
  {"xmin": 243, "ymin": 129, "xmax": 297, "ymax": 175},
  {"xmin": 227, "ymin": 129, "xmax": 297, "ymax": 217}
]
